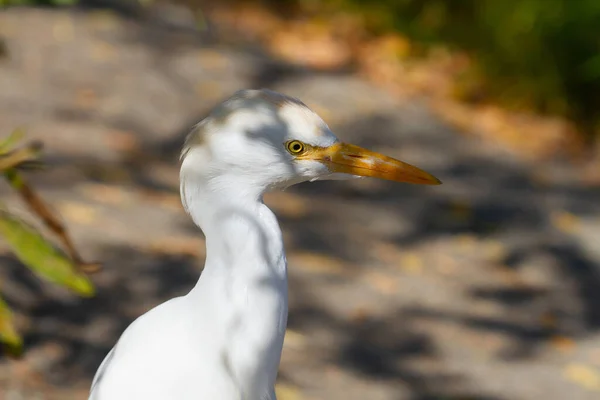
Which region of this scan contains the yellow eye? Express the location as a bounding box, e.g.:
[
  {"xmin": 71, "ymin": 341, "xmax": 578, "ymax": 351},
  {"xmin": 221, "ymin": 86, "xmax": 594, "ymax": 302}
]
[{"xmin": 286, "ymin": 140, "xmax": 306, "ymax": 155}]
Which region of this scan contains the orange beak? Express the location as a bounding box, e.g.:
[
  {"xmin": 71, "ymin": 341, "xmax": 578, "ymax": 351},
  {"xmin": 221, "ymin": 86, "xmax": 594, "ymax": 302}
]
[{"xmin": 307, "ymin": 142, "xmax": 441, "ymax": 185}]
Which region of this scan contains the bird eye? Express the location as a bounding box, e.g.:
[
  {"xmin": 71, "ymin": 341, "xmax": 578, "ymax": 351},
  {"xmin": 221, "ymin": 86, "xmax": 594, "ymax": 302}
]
[{"xmin": 286, "ymin": 140, "xmax": 306, "ymax": 155}]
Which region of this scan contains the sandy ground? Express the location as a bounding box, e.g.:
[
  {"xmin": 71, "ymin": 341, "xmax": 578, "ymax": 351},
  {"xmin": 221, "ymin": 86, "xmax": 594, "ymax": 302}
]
[{"xmin": 0, "ymin": 6, "xmax": 600, "ymax": 400}]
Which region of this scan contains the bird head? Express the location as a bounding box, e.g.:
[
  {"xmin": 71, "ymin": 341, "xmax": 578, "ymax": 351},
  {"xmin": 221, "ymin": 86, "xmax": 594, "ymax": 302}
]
[{"xmin": 180, "ymin": 89, "xmax": 441, "ymax": 195}]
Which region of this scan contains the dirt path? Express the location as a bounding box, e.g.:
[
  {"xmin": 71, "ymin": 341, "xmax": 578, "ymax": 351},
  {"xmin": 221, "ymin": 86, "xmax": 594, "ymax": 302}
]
[{"xmin": 0, "ymin": 7, "xmax": 600, "ymax": 400}]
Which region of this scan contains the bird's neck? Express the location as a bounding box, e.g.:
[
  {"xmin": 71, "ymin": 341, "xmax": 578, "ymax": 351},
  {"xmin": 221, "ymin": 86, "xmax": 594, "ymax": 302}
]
[
  {"xmin": 180, "ymin": 171, "xmax": 289, "ymax": 397},
  {"xmin": 181, "ymin": 170, "xmax": 288, "ymax": 288}
]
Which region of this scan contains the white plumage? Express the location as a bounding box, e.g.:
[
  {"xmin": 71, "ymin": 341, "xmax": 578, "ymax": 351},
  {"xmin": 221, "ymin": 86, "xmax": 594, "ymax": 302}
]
[{"xmin": 88, "ymin": 89, "xmax": 440, "ymax": 400}]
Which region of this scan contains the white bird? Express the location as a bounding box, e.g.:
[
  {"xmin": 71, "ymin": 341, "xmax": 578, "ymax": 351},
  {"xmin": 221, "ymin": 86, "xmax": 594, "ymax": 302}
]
[{"xmin": 88, "ymin": 89, "xmax": 441, "ymax": 400}]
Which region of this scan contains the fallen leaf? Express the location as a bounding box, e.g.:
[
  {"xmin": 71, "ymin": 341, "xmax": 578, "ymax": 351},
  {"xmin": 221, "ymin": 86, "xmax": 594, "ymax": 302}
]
[{"xmin": 564, "ymin": 363, "xmax": 600, "ymax": 391}]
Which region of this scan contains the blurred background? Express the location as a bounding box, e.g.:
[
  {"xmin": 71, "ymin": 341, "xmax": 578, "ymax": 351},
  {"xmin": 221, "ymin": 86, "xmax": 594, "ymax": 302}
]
[{"xmin": 0, "ymin": 0, "xmax": 599, "ymax": 399}]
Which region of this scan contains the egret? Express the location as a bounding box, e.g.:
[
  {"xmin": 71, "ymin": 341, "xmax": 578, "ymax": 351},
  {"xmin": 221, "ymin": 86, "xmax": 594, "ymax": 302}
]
[{"xmin": 88, "ymin": 89, "xmax": 441, "ymax": 400}]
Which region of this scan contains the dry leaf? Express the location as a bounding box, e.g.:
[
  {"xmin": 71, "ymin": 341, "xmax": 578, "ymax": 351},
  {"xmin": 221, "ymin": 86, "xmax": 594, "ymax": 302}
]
[{"xmin": 564, "ymin": 363, "xmax": 600, "ymax": 391}]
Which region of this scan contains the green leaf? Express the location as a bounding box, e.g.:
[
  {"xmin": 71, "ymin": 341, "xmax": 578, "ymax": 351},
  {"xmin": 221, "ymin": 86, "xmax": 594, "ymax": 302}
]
[
  {"xmin": 0, "ymin": 143, "xmax": 43, "ymax": 172},
  {"xmin": 0, "ymin": 129, "xmax": 26, "ymax": 155},
  {"xmin": 0, "ymin": 209, "xmax": 95, "ymax": 297},
  {"xmin": 0, "ymin": 294, "xmax": 22, "ymax": 356},
  {"xmin": 3, "ymin": 171, "xmax": 99, "ymax": 273}
]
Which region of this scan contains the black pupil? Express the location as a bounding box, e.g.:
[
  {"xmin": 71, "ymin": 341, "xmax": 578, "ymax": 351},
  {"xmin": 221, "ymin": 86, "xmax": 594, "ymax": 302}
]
[{"xmin": 292, "ymin": 143, "xmax": 301, "ymax": 151}]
